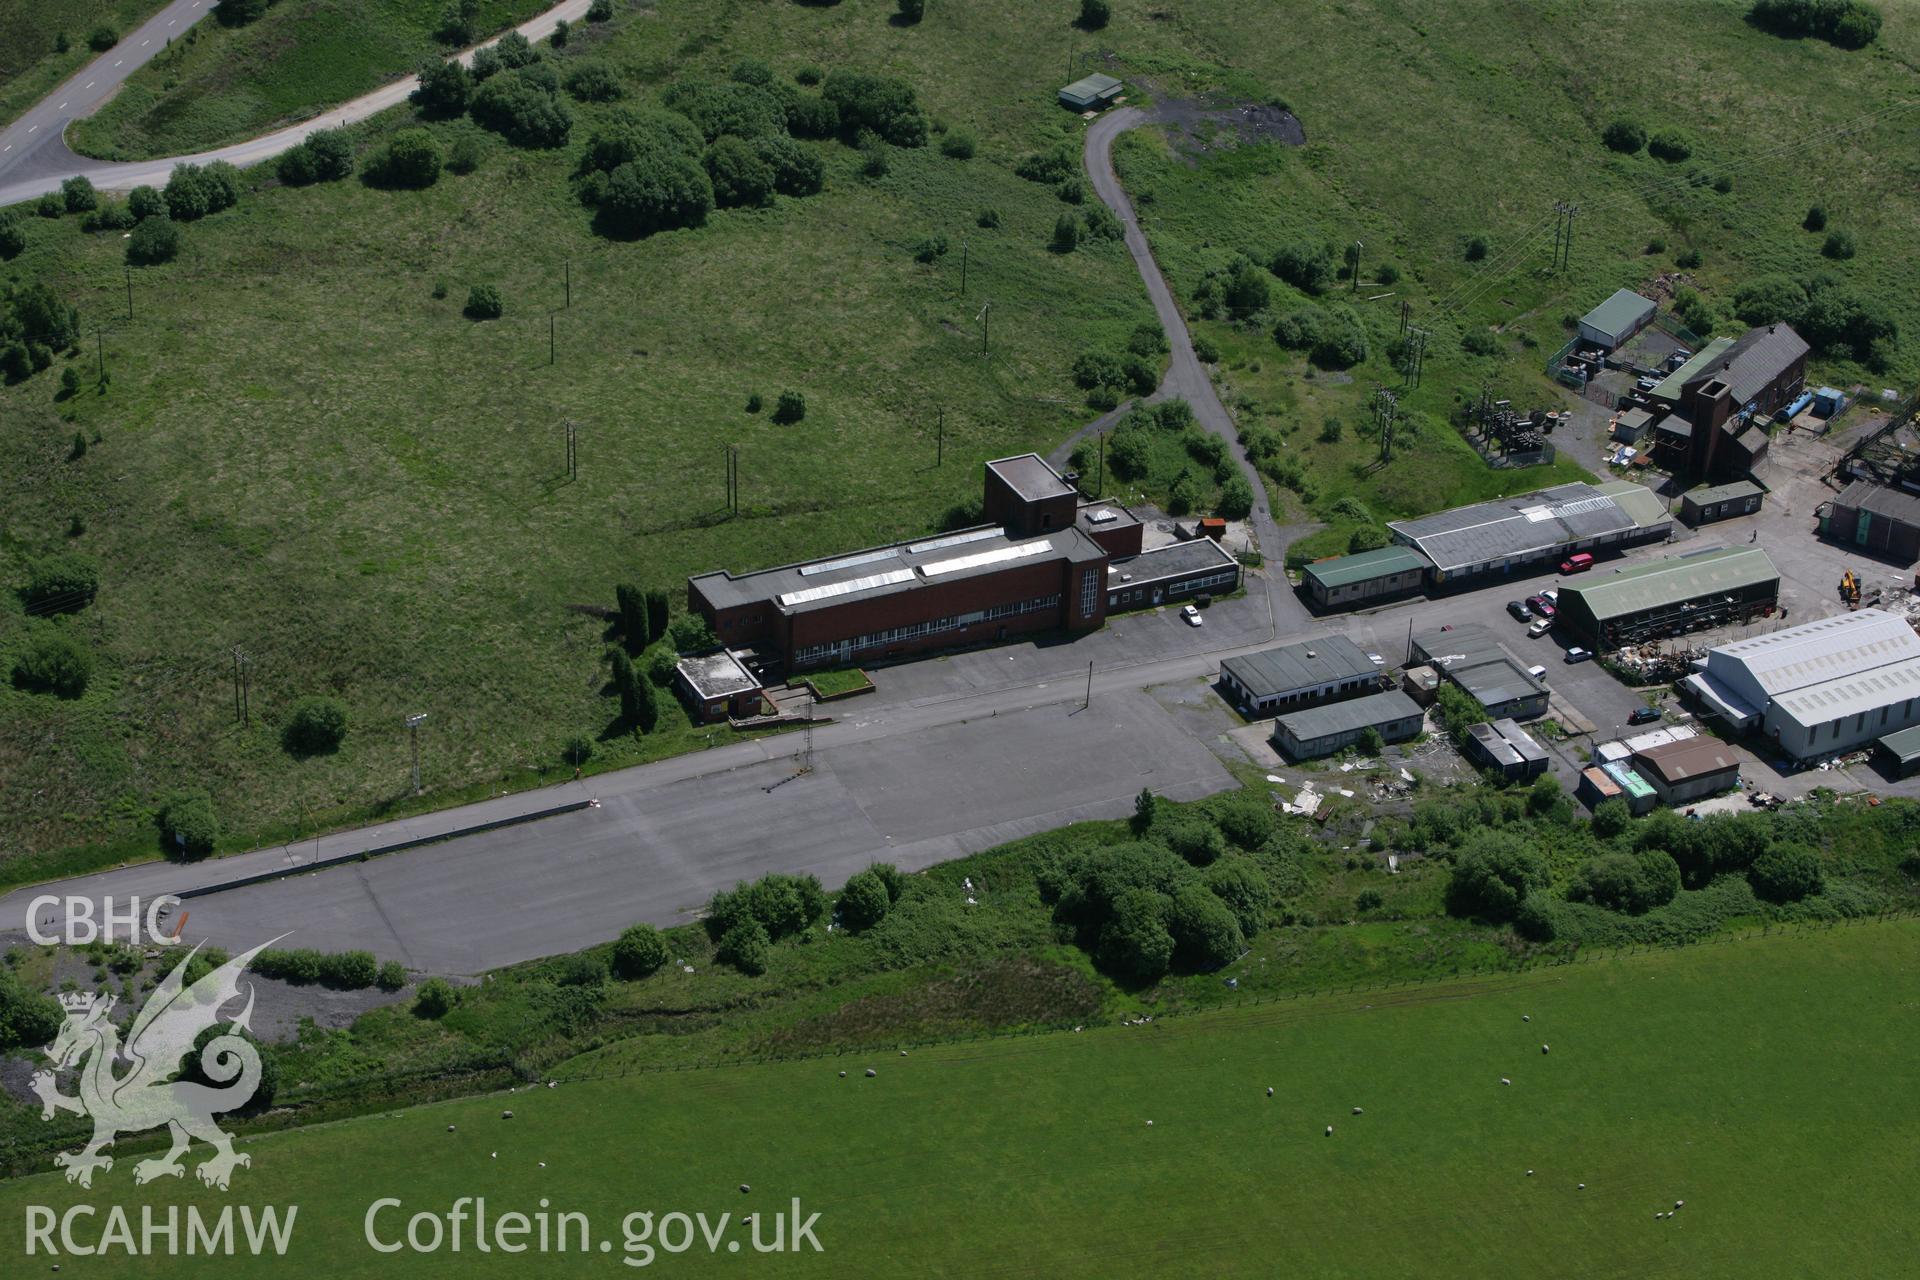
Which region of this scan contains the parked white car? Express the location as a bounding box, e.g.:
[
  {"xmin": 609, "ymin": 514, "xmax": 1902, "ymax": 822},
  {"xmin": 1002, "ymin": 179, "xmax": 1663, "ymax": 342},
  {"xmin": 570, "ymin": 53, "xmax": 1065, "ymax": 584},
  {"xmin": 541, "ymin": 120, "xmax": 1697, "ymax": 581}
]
[
  {"xmin": 1527, "ymin": 619, "xmax": 1553, "ymax": 638},
  {"xmin": 1182, "ymin": 604, "xmax": 1203, "ymax": 627}
]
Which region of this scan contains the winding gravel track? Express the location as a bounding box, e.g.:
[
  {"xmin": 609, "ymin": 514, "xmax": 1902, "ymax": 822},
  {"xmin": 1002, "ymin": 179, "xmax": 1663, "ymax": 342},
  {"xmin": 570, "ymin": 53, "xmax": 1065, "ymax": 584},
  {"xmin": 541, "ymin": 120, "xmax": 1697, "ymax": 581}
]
[{"xmin": 0, "ymin": 0, "xmax": 593, "ymax": 209}]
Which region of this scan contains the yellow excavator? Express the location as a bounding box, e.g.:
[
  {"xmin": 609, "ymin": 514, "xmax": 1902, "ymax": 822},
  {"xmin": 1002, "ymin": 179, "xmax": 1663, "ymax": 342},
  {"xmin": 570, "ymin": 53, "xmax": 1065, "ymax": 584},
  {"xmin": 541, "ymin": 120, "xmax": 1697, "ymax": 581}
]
[{"xmin": 1840, "ymin": 569, "xmax": 1861, "ymax": 607}]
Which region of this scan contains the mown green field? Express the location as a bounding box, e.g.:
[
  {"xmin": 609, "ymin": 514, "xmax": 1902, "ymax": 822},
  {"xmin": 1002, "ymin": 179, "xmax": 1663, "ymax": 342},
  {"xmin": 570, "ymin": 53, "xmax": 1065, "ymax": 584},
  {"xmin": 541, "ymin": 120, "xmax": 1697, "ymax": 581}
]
[
  {"xmin": 66, "ymin": 0, "xmax": 553, "ymax": 160},
  {"xmin": 0, "ymin": 0, "xmax": 170, "ymax": 130},
  {"xmin": 2, "ymin": 919, "xmax": 1912, "ymax": 1277}
]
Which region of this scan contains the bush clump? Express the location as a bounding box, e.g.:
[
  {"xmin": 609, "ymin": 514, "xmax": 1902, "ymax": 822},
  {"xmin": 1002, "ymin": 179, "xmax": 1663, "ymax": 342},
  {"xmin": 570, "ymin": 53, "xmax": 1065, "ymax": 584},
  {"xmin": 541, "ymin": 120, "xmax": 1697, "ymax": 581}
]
[
  {"xmin": 159, "ymin": 789, "xmax": 219, "ymax": 859},
  {"xmin": 163, "ymin": 162, "xmax": 242, "ymax": 221},
  {"xmin": 611, "ymin": 925, "xmax": 669, "ymax": 979},
  {"xmin": 838, "ymin": 869, "xmax": 891, "ymax": 931},
  {"xmin": 1601, "ymin": 119, "xmax": 1646, "ymax": 153},
  {"xmin": 464, "ymin": 283, "xmax": 503, "ymax": 319},
  {"xmin": 365, "ymin": 129, "xmax": 443, "ymax": 188},
  {"xmin": 1749, "ymin": 843, "xmax": 1822, "ymax": 902},
  {"xmin": 22, "ymin": 552, "xmax": 98, "ymax": 612},
  {"xmin": 772, "ymin": 389, "xmax": 806, "ymax": 424},
  {"xmin": 12, "ymin": 629, "xmax": 93, "ymax": 698},
  {"xmin": 1748, "ymin": 0, "xmax": 1881, "ymax": 48},
  {"xmin": 716, "ymin": 920, "xmax": 770, "ymax": 975},
  {"xmin": 576, "ymin": 108, "xmax": 715, "ymax": 238},
  {"xmin": 284, "ymin": 695, "xmax": 348, "ymax": 755},
  {"xmin": 276, "ymin": 128, "xmax": 355, "ymax": 185},
  {"xmin": 414, "ymin": 977, "xmax": 456, "ymax": 1017},
  {"xmin": 821, "ymin": 70, "xmax": 928, "ymax": 146},
  {"xmin": 703, "ymin": 135, "xmax": 775, "ymax": 208},
  {"xmin": 470, "ymin": 70, "xmax": 574, "ymax": 148},
  {"xmin": 126, "ymin": 217, "xmax": 181, "ymax": 265}
]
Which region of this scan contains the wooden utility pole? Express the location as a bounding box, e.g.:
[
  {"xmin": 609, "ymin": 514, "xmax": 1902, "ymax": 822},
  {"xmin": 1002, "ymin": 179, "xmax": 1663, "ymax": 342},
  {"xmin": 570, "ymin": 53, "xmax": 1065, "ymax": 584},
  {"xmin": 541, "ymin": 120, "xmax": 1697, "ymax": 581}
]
[{"xmin": 978, "ymin": 300, "xmax": 991, "ymax": 353}]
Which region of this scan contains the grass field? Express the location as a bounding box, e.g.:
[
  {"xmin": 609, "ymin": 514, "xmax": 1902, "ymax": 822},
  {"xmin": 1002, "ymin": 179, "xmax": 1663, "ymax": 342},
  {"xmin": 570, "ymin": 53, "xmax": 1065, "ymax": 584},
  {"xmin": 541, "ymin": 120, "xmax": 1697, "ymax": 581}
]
[
  {"xmin": 0, "ymin": 0, "xmax": 170, "ymax": 131},
  {"xmin": 2, "ymin": 918, "xmax": 1912, "ymax": 1275},
  {"xmin": 4, "ymin": 0, "xmax": 1920, "ymax": 866},
  {"xmin": 66, "ymin": 0, "xmax": 553, "ymax": 160}
]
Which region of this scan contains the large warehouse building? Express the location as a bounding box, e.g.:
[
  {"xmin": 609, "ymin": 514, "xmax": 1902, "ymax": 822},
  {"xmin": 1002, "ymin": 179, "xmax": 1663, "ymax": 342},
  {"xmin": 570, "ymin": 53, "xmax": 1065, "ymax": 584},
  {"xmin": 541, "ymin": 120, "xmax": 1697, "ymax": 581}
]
[
  {"xmin": 1218, "ymin": 635, "xmax": 1383, "ymax": 716},
  {"xmin": 1682, "ymin": 608, "xmax": 1920, "ymax": 759},
  {"xmin": 1552, "ymin": 546, "xmax": 1781, "ymax": 649},
  {"xmin": 1386, "ymin": 480, "xmax": 1670, "ymax": 586},
  {"xmin": 689, "ymin": 454, "xmax": 1238, "ymax": 671}
]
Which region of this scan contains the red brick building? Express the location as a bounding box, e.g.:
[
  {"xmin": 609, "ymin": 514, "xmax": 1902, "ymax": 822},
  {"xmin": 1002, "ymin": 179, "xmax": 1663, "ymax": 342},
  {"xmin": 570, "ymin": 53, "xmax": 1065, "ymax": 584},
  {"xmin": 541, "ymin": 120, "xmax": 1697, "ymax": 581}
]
[{"xmin": 687, "ymin": 454, "xmax": 1236, "ymax": 671}]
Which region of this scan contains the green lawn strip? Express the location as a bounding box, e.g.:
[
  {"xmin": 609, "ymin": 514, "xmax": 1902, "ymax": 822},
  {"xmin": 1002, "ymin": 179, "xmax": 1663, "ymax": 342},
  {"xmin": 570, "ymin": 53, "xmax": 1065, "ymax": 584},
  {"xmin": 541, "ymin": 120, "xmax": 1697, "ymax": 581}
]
[{"xmin": 2, "ymin": 919, "xmax": 1913, "ymax": 1276}]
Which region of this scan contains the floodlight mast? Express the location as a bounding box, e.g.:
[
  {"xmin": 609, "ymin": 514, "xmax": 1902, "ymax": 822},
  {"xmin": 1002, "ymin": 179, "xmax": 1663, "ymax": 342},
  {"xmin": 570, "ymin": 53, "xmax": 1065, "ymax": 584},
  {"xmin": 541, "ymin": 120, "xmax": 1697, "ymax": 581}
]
[{"xmin": 406, "ymin": 713, "xmax": 428, "ymax": 794}]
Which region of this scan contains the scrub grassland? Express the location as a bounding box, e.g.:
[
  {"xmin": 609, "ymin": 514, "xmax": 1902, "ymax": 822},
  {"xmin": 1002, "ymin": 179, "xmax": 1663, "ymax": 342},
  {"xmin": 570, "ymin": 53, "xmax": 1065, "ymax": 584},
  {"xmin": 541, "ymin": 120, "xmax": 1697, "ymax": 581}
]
[
  {"xmin": 3, "ymin": 0, "xmax": 1919, "ymax": 869},
  {"xmin": 0, "ymin": 0, "xmax": 170, "ymax": 131},
  {"xmin": 66, "ymin": 0, "xmax": 557, "ymax": 160},
  {"xmin": 1, "ymin": 917, "xmax": 1914, "ymax": 1277}
]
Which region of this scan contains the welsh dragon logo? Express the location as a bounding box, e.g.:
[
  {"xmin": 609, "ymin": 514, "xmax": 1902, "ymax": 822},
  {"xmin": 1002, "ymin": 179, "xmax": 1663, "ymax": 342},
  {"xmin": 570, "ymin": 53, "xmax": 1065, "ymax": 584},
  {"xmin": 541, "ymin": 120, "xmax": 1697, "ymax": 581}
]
[{"xmin": 31, "ymin": 939, "xmax": 277, "ymax": 1190}]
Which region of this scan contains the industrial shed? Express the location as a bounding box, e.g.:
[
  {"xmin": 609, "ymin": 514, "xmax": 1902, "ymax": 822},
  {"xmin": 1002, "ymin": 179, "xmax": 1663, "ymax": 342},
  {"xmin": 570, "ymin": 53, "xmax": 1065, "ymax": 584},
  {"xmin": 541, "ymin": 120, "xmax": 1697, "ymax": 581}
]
[
  {"xmin": 1463, "ymin": 719, "xmax": 1550, "ymax": 780},
  {"xmin": 1876, "ymin": 724, "xmax": 1920, "ymax": 778},
  {"xmin": 1386, "ymin": 481, "xmax": 1668, "ymax": 585},
  {"xmin": 1218, "ymin": 635, "xmax": 1381, "ymax": 716},
  {"xmin": 1680, "ymin": 480, "xmax": 1764, "ymax": 526},
  {"xmin": 1300, "ymin": 544, "xmax": 1431, "ymax": 610},
  {"xmin": 1105, "ymin": 537, "xmax": 1241, "ymax": 611},
  {"xmin": 1682, "ymin": 608, "xmax": 1920, "ymax": 759},
  {"xmin": 1820, "ymin": 480, "xmax": 1920, "ymax": 565},
  {"xmin": 1552, "ymin": 546, "xmax": 1780, "ymax": 649},
  {"xmin": 1579, "ymin": 289, "xmax": 1657, "ymax": 350},
  {"xmin": 1631, "ymin": 737, "xmax": 1740, "ymax": 806},
  {"xmin": 674, "ymin": 650, "xmax": 766, "ymax": 723},
  {"xmin": 1059, "ymin": 73, "xmax": 1123, "ymax": 111},
  {"xmin": 1409, "ymin": 624, "xmax": 1550, "ymax": 720},
  {"xmin": 1270, "ymin": 689, "xmax": 1424, "ymax": 760}
]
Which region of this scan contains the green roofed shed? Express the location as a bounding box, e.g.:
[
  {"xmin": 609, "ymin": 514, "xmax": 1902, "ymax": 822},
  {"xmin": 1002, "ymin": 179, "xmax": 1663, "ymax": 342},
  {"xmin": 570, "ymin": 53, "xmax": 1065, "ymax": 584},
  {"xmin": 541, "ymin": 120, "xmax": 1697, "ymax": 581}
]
[
  {"xmin": 1060, "ymin": 73, "xmax": 1123, "ymax": 111},
  {"xmin": 1301, "ymin": 544, "xmax": 1431, "ymax": 609},
  {"xmin": 1555, "ymin": 545, "xmax": 1780, "ymax": 648}
]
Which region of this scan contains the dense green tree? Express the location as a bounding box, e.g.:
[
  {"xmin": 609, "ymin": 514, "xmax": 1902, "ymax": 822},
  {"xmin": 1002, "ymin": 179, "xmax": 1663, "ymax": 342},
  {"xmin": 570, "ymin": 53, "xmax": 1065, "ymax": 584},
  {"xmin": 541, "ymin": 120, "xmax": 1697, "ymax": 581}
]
[
  {"xmin": 61, "ymin": 176, "xmax": 97, "ymax": 213},
  {"xmin": 0, "ymin": 213, "xmax": 24, "ymax": 260},
  {"xmin": 755, "ymin": 134, "xmax": 824, "ymax": 196},
  {"xmin": 11, "ymin": 629, "xmax": 93, "ymax": 698},
  {"xmin": 1601, "ymin": 119, "xmax": 1646, "ymax": 153},
  {"xmin": 611, "ymin": 924, "xmax": 669, "ymax": 978},
  {"xmin": 1203, "ymin": 855, "xmax": 1270, "ymax": 937},
  {"xmin": 1098, "ymin": 888, "xmax": 1175, "ymax": 981},
  {"xmin": 838, "ymin": 869, "xmax": 891, "ymax": 930},
  {"xmin": 704, "ymin": 135, "xmax": 775, "ymax": 207},
  {"xmin": 414, "ymin": 977, "xmax": 455, "ymax": 1017},
  {"xmin": 1270, "ymin": 241, "xmax": 1335, "ymax": 294},
  {"xmin": 564, "ymin": 62, "xmax": 623, "ymax": 102},
  {"xmin": 413, "ymin": 59, "xmax": 473, "ymax": 116},
  {"xmin": 284, "ymin": 696, "xmax": 348, "ymax": 755},
  {"xmin": 0, "ymin": 968, "xmax": 66, "ymax": 1051},
  {"xmin": 464, "ymin": 283, "xmax": 502, "ymax": 318},
  {"xmin": 772, "ymin": 390, "xmax": 806, "ymax": 424},
  {"xmin": 616, "ymin": 582, "xmax": 648, "ymax": 645},
  {"xmin": 366, "ymin": 129, "xmax": 443, "ymax": 188},
  {"xmin": 1079, "ymin": 0, "xmax": 1112, "ymax": 29},
  {"xmin": 821, "ymin": 70, "xmax": 928, "ymax": 145},
  {"xmin": 470, "ymin": 72, "xmax": 573, "ymax": 147},
  {"xmin": 1750, "ymin": 843, "xmax": 1822, "ymax": 902},
  {"xmin": 1445, "ymin": 830, "xmax": 1549, "ymax": 922},
  {"xmin": 1167, "ymin": 884, "xmax": 1243, "ymax": 971},
  {"xmin": 159, "ymin": 789, "xmax": 219, "ymax": 859},
  {"xmin": 716, "ymin": 920, "xmax": 770, "ymax": 975}
]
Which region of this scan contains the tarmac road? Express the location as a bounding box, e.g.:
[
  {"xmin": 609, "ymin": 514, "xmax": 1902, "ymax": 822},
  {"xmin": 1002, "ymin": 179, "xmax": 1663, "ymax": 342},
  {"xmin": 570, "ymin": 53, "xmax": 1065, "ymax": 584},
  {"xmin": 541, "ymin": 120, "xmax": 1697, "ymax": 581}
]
[{"xmin": 0, "ymin": 0, "xmax": 593, "ymax": 209}]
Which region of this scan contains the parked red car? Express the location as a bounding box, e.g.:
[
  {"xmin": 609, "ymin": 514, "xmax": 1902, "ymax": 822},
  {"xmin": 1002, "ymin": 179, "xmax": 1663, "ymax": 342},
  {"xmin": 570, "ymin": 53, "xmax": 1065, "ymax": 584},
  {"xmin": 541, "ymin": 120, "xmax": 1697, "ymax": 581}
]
[{"xmin": 1560, "ymin": 552, "xmax": 1595, "ymax": 574}]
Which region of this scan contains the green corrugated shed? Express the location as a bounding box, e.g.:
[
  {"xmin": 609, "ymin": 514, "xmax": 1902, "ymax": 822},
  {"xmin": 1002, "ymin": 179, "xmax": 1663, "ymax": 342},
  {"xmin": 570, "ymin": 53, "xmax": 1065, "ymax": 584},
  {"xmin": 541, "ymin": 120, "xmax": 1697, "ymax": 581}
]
[
  {"xmin": 1651, "ymin": 336, "xmax": 1734, "ymax": 400},
  {"xmin": 1580, "ymin": 289, "xmax": 1657, "ymax": 345},
  {"xmin": 1303, "ymin": 545, "xmax": 1431, "ymax": 589},
  {"xmin": 1592, "ymin": 479, "xmax": 1672, "ymax": 531},
  {"xmin": 1879, "ymin": 724, "xmax": 1920, "ymax": 764},
  {"xmin": 1685, "ymin": 480, "xmax": 1764, "ymax": 507},
  {"xmin": 1561, "ymin": 546, "xmax": 1778, "ymax": 623}
]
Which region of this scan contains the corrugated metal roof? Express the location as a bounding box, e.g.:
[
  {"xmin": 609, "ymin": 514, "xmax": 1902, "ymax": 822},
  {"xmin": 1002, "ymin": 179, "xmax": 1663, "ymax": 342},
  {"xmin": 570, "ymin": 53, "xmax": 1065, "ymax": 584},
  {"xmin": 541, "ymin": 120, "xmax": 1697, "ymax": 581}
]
[
  {"xmin": 1560, "ymin": 546, "xmax": 1779, "ymax": 622},
  {"xmin": 1592, "ymin": 479, "xmax": 1672, "ymax": 530},
  {"xmin": 1711, "ymin": 608, "xmax": 1920, "ymax": 696},
  {"xmin": 1651, "ymin": 336, "xmax": 1735, "ymax": 401},
  {"xmin": 1684, "ymin": 480, "xmax": 1764, "ymax": 507},
  {"xmin": 1387, "ymin": 482, "xmax": 1639, "ymax": 574},
  {"xmin": 1222, "ymin": 635, "xmax": 1376, "ymax": 698},
  {"xmin": 1580, "ymin": 289, "xmax": 1656, "ymax": 340},
  {"xmin": 1835, "ymin": 479, "xmax": 1920, "ymax": 527},
  {"xmin": 1681, "ymin": 324, "xmax": 1809, "ymax": 408},
  {"xmin": 1061, "ymin": 73, "xmax": 1122, "ymax": 98},
  {"xmin": 1772, "ymin": 659, "xmax": 1920, "ymax": 727},
  {"xmin": 1632, "ymin": 737, "xmax": 1739, "ymax": 784},
  {"xmin": 1879, "ymin": 724, "xmax": 1920, "ymax": 761},
  {"xmin": 1303, "ymin": 544, "xmax": 1431, "ymax": 589},
  {"xmin": 1272, "ymin": 689, "xmax": 1421, "ymax": 741}
]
